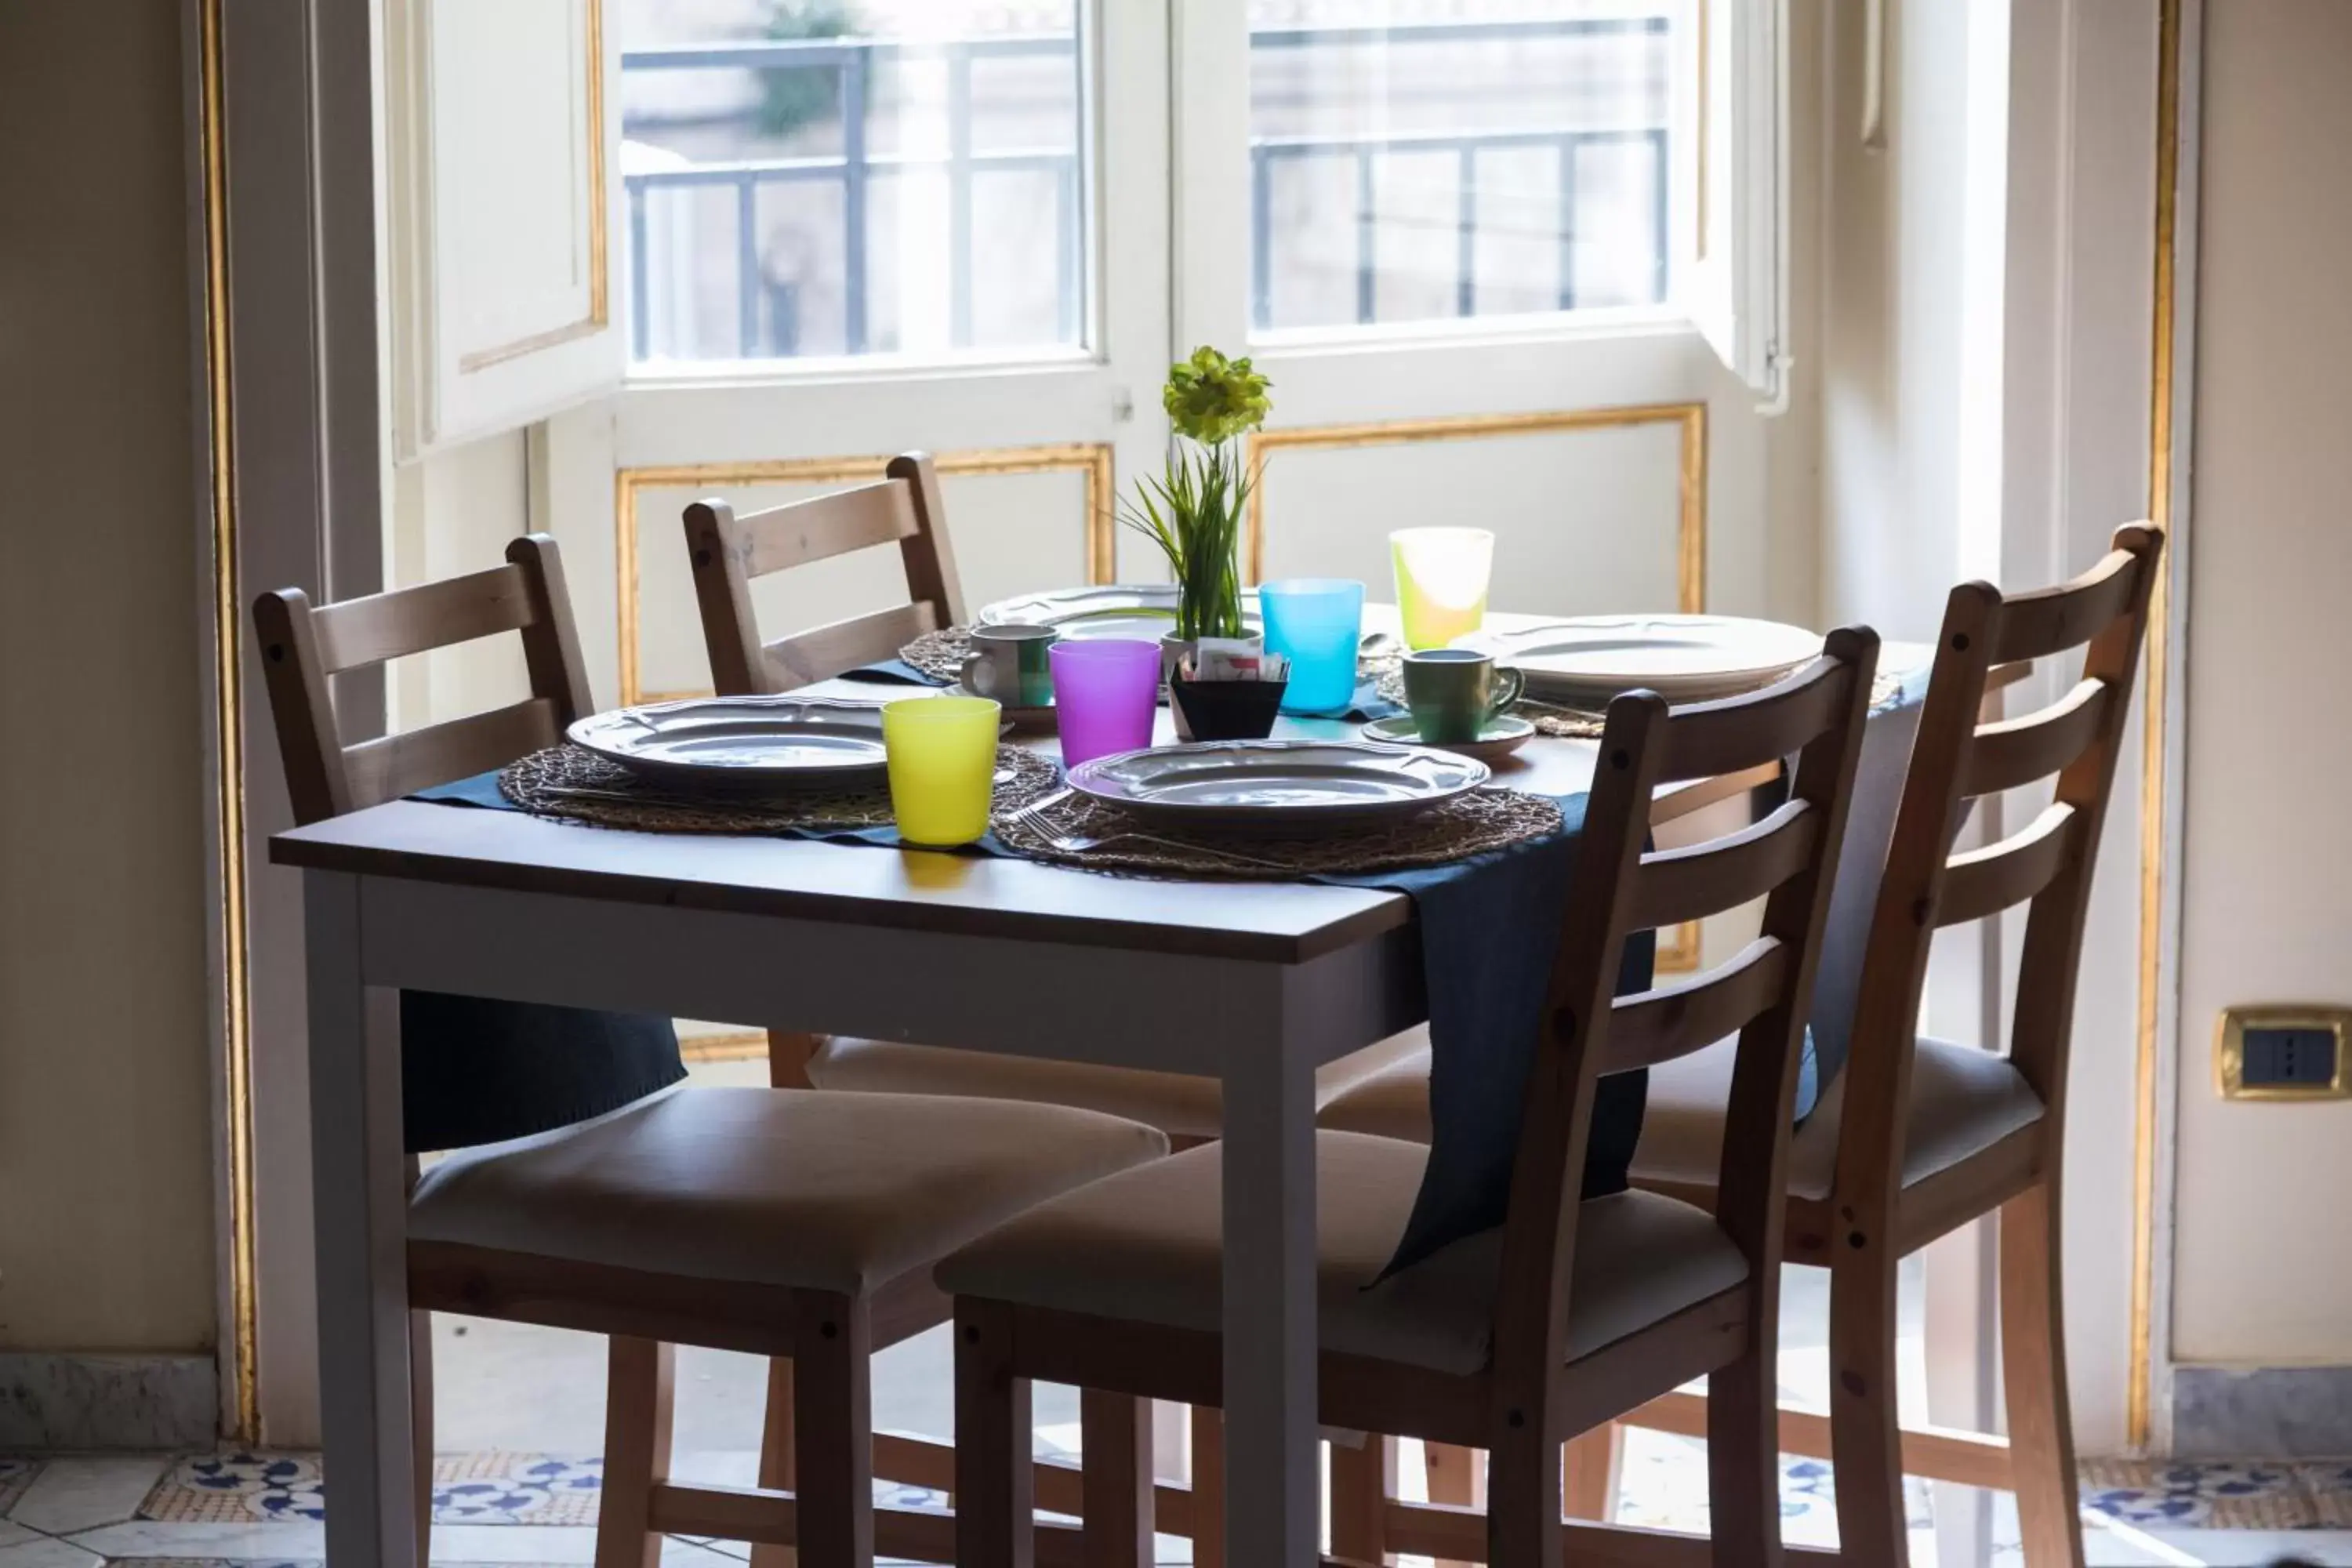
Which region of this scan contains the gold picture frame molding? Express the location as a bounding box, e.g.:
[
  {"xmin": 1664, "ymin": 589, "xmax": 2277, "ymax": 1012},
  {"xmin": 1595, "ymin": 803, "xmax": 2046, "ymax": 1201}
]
[{"xmin": 614, "ymin": 442, "xmax": 1117, "ymax": 706}]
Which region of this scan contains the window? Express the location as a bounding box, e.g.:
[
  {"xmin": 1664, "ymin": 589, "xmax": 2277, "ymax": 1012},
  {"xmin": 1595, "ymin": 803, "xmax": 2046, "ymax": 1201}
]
[
  {"xmin": 1247, "ymin": 2, "xmax": 1686, "ymax": 337},
  {"xmin": 615, "ymin": 0, "xmax": 1090, "ymax": 368}
]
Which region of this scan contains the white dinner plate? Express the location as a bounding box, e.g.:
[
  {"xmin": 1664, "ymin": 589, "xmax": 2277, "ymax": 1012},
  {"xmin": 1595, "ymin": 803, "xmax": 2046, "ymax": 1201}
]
[
  {"xmin": 1066, "ymin": 739, "xmax": 1488, "ymax": 832},
  {"xmin": 977, "ymin": 584, "xmax": 1264, "ymax": 641},
  {"xmin": 569, "ymin": 696, "xmax": 891, "ymax": 790},
  {"xmin": 1455, "ymin": 614, "xmax": 1821, "ymax": 702}
]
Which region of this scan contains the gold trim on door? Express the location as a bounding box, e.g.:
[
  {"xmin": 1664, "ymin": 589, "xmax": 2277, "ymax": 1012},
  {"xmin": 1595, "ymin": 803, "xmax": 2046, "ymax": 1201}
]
[
  {"xmin": 198, "ymin": 0, "xmax": 260, "ymax": 1444},
  {"xmin": 1242, "ymin": 401, "xmax": 1708, "ymax": 613},
  {"xmin": 1244, "ymin": 401, "xmax": 1708, "ymax": 970},
  {"xmin": 614, "ymin": 442, "xmax": 1116, "ymax": 705},
  {"xmin": 456, "ymin": 0, "xmax": 609, "ymax": 374},
  {"xmin": 2129, "ymin": 0, "xmax": 2186, "ymax": 1453}
]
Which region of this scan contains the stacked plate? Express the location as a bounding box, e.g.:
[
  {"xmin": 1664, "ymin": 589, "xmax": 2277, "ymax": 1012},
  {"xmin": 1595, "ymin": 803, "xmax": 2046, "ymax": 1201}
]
[
  {"xmin": 978, "ymin": 584, "xmax": 1263, "ymax": 641},
  {"xmin": 568, "ymin": 695, "xmax": 892, "ymax": 792},
  {"xmin": 1454, "ymin": 614, "xmax": 1820, "ymax": 705},
  {"xmin": 1065, "ymin": 740, "xmax": 1487, "ymax": 833}
]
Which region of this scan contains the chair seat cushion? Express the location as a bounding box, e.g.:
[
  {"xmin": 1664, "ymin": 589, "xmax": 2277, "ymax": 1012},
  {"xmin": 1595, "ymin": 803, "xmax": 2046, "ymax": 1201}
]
[
  {"xmin": 408, "ymin": 1086, "xmax": 1168, "ymax": 1295},
  {"xmin": 1632, "ymin": 1035, "xmax": 2046, "ymax": 1201},
  {"xmin": 810, "ymin": 1027, "xmax": 1430, "ymax": 1141},
  {"xmin": 935, "ymin": 1131, "xmax": 1747, "ymax": 1377},
  {"xmin": 1320, "ymin": 1036, "xmax": 2048, "ymax": 1205}
]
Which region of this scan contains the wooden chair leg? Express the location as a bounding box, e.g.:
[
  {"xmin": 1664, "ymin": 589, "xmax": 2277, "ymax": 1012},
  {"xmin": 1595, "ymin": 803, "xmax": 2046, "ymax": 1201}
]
[
  {"xmin": 956, "ymin": 1299, "xmax": 1034, "ymax": 1568},
  {"xmin": 1830, "ymin": 1223, "xmax": 1911, "ymax": 1566},
  {"xmin": 1561, "ymin": 1421, "xmax": 1623, "ymax": 1522},
  {"xmin": 409, "ymin": 1310, "xmax": 436, "ymax": 1563},
  {"xmin": 593, "ymin": 1337, "xmax": 675, "ymax": 1568},
  {"xmin": 748, "ymin": 1356, "xmax": 797, "ymax": 1568},
  {"xmin": 767, "ymin": 1029, "xmax": 820, "ymax": 1089},
  {"xmin": 1328, "ymin": 1433, "xmax": 1396, "ymax": 1566},
  {"xmin": 1705, "ymin": 1337, "xmax": 1781, "ymax": 1568},
  {"xmin": 1483, "ymin": 1427, "xmax": 1559, "ymax": 1568},
  {"xmin": 2001, "ymin": 1181, "xmax": 2085, "ymax": 1568},
  {"xmin": 792, "ymin": 1292, "xmax": 876, "ymax": 1568},
  {"xmin": 1424, "ymin": 1443, "xmax": 1484, "ymax": 1568},
  {"xmin": 1080, "ymin": 1388, "xmax": 1152, "ymax": 1568},
  {"xmin": 1189, "ymin": 1406, "xmax": 1224, "ymax": 1568}
]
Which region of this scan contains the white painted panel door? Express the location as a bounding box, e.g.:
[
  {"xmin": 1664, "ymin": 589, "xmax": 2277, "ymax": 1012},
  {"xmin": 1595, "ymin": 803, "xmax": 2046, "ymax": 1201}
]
[
  {"xmin": 1176, "ymin": 0, "xmax": 1769, "ymax": 630},
  {"xmin": 387, "ymin": 0, "xmax": 623, "ymax": 459},
  {"xmin": 543, "ymin": 0, "xmax": 1171, "ymax": 710}
]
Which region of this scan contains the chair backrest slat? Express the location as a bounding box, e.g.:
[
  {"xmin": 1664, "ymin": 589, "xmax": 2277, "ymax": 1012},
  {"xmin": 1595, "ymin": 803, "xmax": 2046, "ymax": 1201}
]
[
  {"xmin": 1482, "ymin": 625, "xmax": 1880, "ymax": 1439},
  {"xmin": 1962, "ymin": 677, "xmax": 2113, "ymax": 797},
  {"xmin": 738, "ymin": 480, "xmax": 920, "ymax": 577},
  {"xmin": 1987, "ymin": 540, "xmax": 2146, "ymax": 666},
  {"xmin": 1629, "ymin": 799, "xmax": 1819, "ymax": 931},
  {"xmin": 253, "ymin": 534, "xmax": 594, "ymax": 826},
  {"xmin": 1934, "ymin": 802, "xmax": 2079, "ymax": 929},
  {"xmin": 760, "ymin": 601, "xmax": 942, "ymax": 692},
  {"xmin": 1605, "ymin": 936, "xmax": 1791, "ymax": 1074},
  {"xmin": 309, "ymin": 561, "xmax": 539, "ymax": 673},
  {"xmin": 342, "ymin": 697, "xmax": 564, "ymax": 808},
  {"xmin": 684, "ymin": 451, "xmax": 966, "ymax": 696},
  {"xmin": 1830, "ymin": 524, "xmax": 2162, "ymax": 1221},
  {"xmin": 1653, "ymin": 655, "xmax": 1855, "ymax": 784}
]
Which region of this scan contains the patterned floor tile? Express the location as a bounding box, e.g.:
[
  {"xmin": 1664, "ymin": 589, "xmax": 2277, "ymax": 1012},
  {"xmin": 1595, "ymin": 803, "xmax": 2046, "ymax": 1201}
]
[
  {"xmin": 2299, "ymin": 1460, "xmax": 2352, "ymax": 1528},
  {"xmin": 2080, "ymin": 1457, "xmax": 2311, "ymax": 1530},
  {"xmin": 140, "ymin": 1454, "xmax": 324, "ymax": 1526}
]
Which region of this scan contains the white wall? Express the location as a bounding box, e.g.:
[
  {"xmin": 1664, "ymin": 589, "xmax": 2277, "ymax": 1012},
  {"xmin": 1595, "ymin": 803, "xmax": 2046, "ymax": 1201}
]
[
  {"xmin": 2169, "ymin": 0, "xmax": 2352, "ymax": 1367},
  {"xmin": 0, "ymin": 3, "xmax": 219, "ymax": 1354}
]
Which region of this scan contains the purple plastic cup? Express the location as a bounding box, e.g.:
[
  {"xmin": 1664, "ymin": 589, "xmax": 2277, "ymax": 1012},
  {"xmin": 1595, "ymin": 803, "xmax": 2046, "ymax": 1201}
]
[{"xmin": 1050, "ymin": 639, "xmax": 1162, "ymax": 767}]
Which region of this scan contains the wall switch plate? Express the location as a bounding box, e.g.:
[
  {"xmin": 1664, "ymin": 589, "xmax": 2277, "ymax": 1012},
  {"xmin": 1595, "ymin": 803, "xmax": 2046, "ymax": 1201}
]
[{"xmin": 2216, "ymin": 1007, "xmax": 2352, "ymax": 1100}]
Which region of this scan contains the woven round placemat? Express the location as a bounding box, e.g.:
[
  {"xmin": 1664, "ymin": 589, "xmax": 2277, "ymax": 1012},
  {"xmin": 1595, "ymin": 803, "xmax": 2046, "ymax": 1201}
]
[
  {"xmin": 1370, "ymin": 666, "xmax": 1909, "ymax": 739},
  {"xmin": 900, "ymin": 626, "xmax": 973, "ymax": 684},
  {"xmin": 497, "ymin": 742, "xmax": 1062, "ymax": 835},
  {"xmin": 993, "ymin": 786, "xmax": 1563, "ymax": 880}
]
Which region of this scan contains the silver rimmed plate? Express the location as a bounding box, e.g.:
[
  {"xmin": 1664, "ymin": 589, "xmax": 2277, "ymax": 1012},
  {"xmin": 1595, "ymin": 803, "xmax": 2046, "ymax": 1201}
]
[
  {"xmin": 1065, "ymin": 740, "xmax": 1488, "ymax": 832},
  {"xmin": 569, "ymin": 696, "xmax": 891, "ymax": 791},
  {"xmin": 977, "ymin": 584, "xmax": 1265, "ymax": 641},
  {"xmin": 1455, "ymin": 614, "xmax": 1820, "ymax": 702}
]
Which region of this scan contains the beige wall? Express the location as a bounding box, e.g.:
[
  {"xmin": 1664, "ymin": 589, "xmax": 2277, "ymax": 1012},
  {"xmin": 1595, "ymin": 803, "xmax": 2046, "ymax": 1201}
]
[
  {"xmin": 2171, "ymin": 0, "xmax": 2352, "ymax": 1366},
  {"xmin": 0, "ymin": 4, "xmax": 219, "ymax": 1351}
]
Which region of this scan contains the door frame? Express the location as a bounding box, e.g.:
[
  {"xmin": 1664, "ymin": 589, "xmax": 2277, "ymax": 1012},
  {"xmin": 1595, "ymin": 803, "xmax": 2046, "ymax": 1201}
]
[{"xmin": 193, "ymin": 0, "xmax": 2201, "ymax": 1451}]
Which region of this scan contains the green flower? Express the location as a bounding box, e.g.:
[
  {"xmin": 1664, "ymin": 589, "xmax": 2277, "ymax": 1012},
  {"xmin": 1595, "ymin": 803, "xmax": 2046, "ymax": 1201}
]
[{"xmin": 1163, "ymin": 346, "xmax": 1272, "ymax": 447}]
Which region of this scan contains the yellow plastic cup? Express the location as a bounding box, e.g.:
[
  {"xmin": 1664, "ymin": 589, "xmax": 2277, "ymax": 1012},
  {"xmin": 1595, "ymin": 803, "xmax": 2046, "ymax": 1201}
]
[
  {"xmin": 1390, "ymin": 527, "xmax": 1497, "ymax": 649},
  {"xmin": 881, "ymin": 695, "xmax": 1001, "ymax": 848}
]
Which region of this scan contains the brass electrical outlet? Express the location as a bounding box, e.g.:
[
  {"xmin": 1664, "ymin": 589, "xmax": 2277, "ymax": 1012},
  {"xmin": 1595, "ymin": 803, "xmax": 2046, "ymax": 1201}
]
[{"xmin": 2216, "ymin": 1006, "xmax": 2352, "ymax": 1100}]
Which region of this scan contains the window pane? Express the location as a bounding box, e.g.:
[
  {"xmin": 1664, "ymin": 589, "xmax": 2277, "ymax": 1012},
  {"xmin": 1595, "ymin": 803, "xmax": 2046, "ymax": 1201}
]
[
  {"xmin": 1248, "ymin": 2, "xmax": 1679, "ymax": 337},
  {"xmin": 616, "ymin": 1, "xmax": 1087, "ymax": 367}
]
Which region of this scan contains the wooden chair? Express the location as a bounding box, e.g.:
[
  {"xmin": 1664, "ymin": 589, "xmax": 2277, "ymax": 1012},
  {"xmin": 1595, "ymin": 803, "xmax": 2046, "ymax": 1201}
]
[
  {"xmin": 1321, "ymin": 528, "xmax": 2165, "ymax": 1564},
  {"xmin": 938, "ymin": 628, "xmax": 1883, "ymax": 1568},
  {"xmin": 256, "ymin": 536, "xmax": 1174, "ymax": 1568},
  {"xmin": 682, "ymin": 456, "xmax": 1425, "ymax": 1540}
]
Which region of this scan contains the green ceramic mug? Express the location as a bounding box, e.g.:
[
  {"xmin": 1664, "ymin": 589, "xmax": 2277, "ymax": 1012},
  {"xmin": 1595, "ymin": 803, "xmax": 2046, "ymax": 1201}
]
[
  {"xmin": 1401, "ymin": 648, "xmax": 1525, "ymax": 743},
  {"xmin": 960, "ymin": 623, "xmax": 1058, "ymax": 708}
]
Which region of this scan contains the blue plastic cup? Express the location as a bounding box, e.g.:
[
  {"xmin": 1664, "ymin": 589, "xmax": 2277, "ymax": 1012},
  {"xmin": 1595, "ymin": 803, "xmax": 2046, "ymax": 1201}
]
[{"xmin": 1258, "ymin": 578, "xmax": 1366, "ymax": 715}]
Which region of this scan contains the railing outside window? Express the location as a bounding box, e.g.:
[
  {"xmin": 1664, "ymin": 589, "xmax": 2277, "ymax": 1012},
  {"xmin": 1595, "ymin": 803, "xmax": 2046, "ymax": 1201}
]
[{"xmin": 619, "ymin": 13, "xmax": 1675, "ymax": 366}]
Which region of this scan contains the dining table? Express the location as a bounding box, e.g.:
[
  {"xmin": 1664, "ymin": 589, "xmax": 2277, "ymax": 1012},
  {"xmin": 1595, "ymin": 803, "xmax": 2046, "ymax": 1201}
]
[{"xmin": 274, "ymin": 615, "xmax": 1930, "ymax": 1567}]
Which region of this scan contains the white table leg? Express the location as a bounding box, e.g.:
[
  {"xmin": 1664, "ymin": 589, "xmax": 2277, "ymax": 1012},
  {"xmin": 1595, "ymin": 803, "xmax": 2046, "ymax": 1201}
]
[
  {"xmin": 1220, "ymin": 1039, "xmax": 1319, "ymax": 1566},
  {"xmin": 307, "ymin": 871, "xmax": 420, "ymax": 1568}
]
